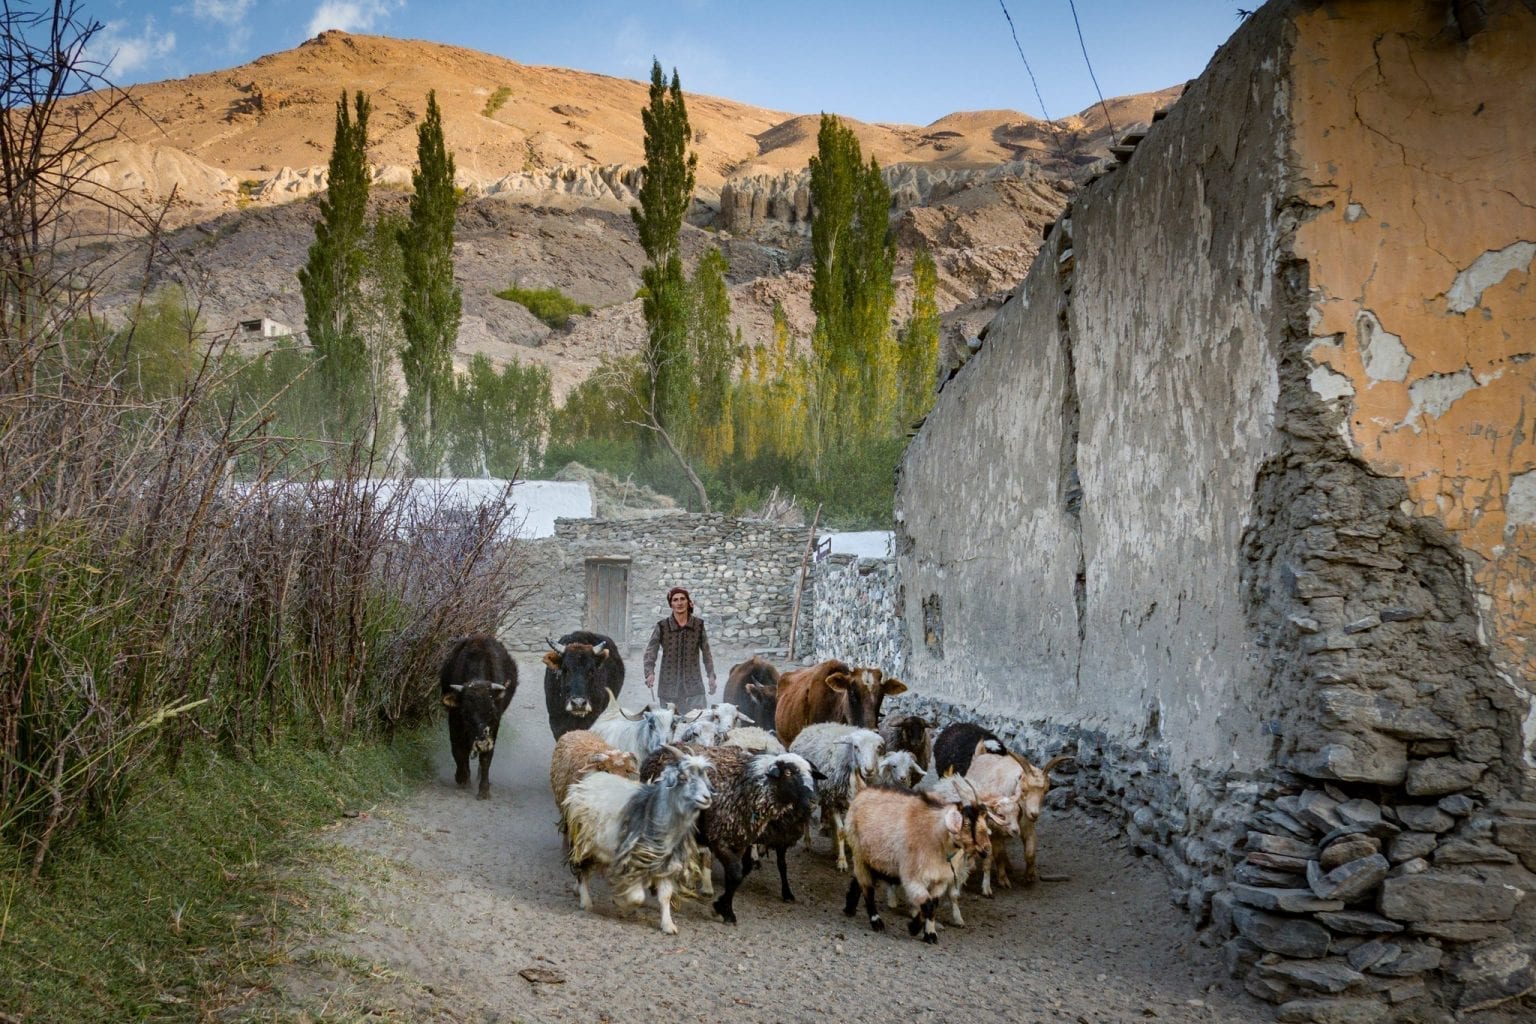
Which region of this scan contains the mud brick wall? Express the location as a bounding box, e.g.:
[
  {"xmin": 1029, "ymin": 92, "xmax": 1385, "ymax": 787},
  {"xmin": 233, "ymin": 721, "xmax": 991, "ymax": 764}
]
[{"xmin": 892, "ymin": 2, "xmax": 1536, "ymax": 1019}]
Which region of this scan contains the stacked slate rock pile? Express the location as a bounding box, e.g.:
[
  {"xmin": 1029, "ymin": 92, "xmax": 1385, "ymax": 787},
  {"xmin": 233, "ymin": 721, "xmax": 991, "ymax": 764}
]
[{"xmin": 1217, "ymin": 781, "xmax": 1536, "ymax": 1020}]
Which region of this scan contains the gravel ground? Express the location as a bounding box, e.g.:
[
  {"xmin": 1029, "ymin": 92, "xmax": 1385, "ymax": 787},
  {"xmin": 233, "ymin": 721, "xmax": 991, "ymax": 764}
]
[{"xmin": 245, "ymin": 650, "xmax": 1274, "ymax": 1024}]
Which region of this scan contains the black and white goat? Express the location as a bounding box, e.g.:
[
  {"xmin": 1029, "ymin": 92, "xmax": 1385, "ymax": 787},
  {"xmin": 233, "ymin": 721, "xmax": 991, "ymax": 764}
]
[
  {"xmin": 562, "ymin": 749, "xmax": 713, "ymax": 934},
  {"xmin": 643, "ymin": 745, "xmax": 822, "ymax": 923}
]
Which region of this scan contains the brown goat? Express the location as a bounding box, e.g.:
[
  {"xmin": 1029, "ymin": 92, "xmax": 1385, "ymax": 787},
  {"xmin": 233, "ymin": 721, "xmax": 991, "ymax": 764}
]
[
  {"xmin": 842, "ymin": 783, "xmax": 989, "ymax": 944},
  {"xmin": 549, "ymin": 729, "xmax": 639, "ymax": 839}
]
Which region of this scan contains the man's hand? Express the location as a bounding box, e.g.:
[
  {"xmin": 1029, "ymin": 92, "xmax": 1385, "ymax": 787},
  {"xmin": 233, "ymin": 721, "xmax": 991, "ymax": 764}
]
[
  {"xmin": 645, "ymin": 673, "xmax": 655, "ymax": 693},
  {"xmin": 707, "ymin": 676, "xmax": 717, "ymax": 696}
]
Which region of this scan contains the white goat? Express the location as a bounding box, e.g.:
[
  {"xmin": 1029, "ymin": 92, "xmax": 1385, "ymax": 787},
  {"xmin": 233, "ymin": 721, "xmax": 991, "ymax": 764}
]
[
  {"xmin": 562, "ymin": 749, "xmax": 713, "ymax": 935},
  {"xmin": 877, "ymin": 749, "xmax": 925, "ymax": 789},
  {"xmin": 788, "ymin": 723, "xmax": 885, "ymax": 871},
  {"xmin": 590, "ymin": 688, "xmax": 679, "ymax": 766},
  {"xmin": 672, "ymin": 702, "xmax": 753, "ymax": 747}
]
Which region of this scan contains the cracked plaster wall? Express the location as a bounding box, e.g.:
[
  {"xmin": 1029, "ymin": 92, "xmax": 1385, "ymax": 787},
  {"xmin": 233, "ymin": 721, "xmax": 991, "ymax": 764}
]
[{"xmin": 1293, "ymin": 1, "xmax": 1536, "ymax": 741}]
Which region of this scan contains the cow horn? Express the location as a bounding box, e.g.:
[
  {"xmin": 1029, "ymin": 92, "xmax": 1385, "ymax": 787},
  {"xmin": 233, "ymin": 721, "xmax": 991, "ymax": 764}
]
[
  {"xmin": 546, "ymin": 636, "xmax": 563, "ymax": 653},
  {"xmin": 593, "ymin": 639, "xmax": 607, "ymax": 655},
  {"xmin": 449, "ymin": 684, "xmax": 465, "ymax": 693}
]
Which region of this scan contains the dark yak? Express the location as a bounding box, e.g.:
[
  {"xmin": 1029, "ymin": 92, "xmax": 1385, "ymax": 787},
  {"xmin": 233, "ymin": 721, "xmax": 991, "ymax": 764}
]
[
  {"xmin": 440, "ymin": 634, "xmax": 518, "ymax": 800},
  {"xmin": 543, "ymin": 630, "xmax": 625, "ymax": 739},
  {"xmin": 723, "ymin": 656, "xmax": 781, "ymax": 732}
]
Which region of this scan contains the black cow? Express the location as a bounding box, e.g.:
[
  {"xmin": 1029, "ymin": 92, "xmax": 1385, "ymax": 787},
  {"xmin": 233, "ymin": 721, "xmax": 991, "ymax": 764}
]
[
  {"xmin": 543, "ymin": 630, "xmax": 625, "ymax": 739},
  {"xmin": 724, "ymin": 656, "xmax": 781, "ymax": 732},
  {"xmin": 440, "ymin": 634, "xmax": 518, "ymax": 799}
]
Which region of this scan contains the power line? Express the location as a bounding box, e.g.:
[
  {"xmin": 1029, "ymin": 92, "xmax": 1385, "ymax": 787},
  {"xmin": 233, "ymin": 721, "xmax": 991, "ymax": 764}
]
[
  {"xmin": 995, "ymin": 0, "xmax": 1051, "ymax": 123},
  {"xmin": 1066, "ymin": 0, "xmax": 1117, "ymax": 138}
]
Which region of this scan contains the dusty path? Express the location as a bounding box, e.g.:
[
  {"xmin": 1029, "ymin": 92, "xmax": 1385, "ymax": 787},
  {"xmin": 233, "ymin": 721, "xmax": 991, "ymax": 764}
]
[{"xmin": 253, "ymin": 651, "xmax": 1272, "ymax": 1024}]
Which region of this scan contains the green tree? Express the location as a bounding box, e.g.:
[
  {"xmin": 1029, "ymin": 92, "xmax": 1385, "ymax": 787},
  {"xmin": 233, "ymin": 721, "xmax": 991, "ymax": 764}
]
[
  {"xmin": 399, "ymin": 90, "xmax": 461, "ymax": 475},
  {"xmin": 446, "ymin": 355, "xmax": 553, "ymax": 478},
  {"xmin": 685, "ymin": 246, "xmax": 737, "ymax": 466},
  {"xmin": 297, "ymin": 91, "xmax": 372, "ymax": 412},
  {"xmin": 632, "ymin": 61, "xmax": 698, "ymax": 439},
  {"xmin": 808, "ymin": 114, "xmax": 895, "ymax": 462},
  {"xmin": 897, "ymin": 247, "xmax": 941, "ymax": 428}
]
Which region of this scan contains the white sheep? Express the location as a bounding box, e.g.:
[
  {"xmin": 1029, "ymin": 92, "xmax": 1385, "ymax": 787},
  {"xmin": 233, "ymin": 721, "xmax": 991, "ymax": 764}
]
[{"xmin": 788, "ymin": 723, "xmax": 885, "ymax": 871}]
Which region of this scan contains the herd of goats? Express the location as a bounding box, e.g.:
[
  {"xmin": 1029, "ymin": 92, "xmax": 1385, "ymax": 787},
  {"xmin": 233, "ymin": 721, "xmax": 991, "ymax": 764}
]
[{"xmin": 436, "ymin": 630, "xmax": 1071, "ymax": 943}]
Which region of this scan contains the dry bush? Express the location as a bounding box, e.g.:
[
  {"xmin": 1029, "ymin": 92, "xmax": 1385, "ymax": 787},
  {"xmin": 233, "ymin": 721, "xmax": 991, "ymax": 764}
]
[{"xmin": 0, "ymin": 2, "xmax": 536, "ymax": 874}]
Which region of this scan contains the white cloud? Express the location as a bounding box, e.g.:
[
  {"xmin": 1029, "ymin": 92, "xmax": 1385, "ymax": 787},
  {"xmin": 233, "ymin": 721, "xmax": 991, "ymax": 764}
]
[
  {"xmin": 88, "ymin": 19, "xmax": 176, "ymax": 78},
  {"xmin": 188, "ymin": 0, "xmax": 255, "ymax": 26},
  {"xmin": 306, "ymin": 0, "xmax": 404, "ymax": 38}
]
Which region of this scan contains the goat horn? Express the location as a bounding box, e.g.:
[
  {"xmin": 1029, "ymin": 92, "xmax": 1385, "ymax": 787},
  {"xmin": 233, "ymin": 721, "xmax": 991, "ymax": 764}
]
[
  {"xmin": 1043, "ymin": 754, "xmax": 1074, "ymax": 774},
  {"xmin": 619, "ymin": 703, "xmax": 645, "ymax": 722}
]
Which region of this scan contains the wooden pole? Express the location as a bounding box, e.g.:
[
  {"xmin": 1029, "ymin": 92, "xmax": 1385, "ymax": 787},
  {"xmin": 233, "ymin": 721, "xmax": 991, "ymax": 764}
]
[{"xmin": 787, "ymin": 504, "xmax": 822, "ymax": 662}]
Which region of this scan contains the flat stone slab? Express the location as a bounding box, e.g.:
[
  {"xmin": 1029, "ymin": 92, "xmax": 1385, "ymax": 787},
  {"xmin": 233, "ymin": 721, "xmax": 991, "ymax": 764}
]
[
  {"xmin": 1308, "ymin": 853, "xmax": 1389, "ymax": 902},
  {"xmin": 1378, "ymin": 873, "xmax": 1521, "ymax": 922},
  {"xmin": 1276, "ymin": 997, "xmax": 1387, "ymax": 1024},
  {"xmin": 1258, "ymin": 957, "xmax": 1367, "ymax": 994},
  {"xmin": 1232, "ymin": 884, "xmax": 1345, "ymax": 914},
  {"xmin": 1317, "ymin": 909, "xmax": 1404, "ymax": 935},
  {"xmin": 1233, "ymin": 904, "xmax": 1333, "ymax": 958}
]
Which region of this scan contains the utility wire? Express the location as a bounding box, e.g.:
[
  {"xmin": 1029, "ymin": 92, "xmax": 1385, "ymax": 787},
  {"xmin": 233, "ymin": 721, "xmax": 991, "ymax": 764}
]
[
  {"xmin": 1066, "ymin": 0, "xmax": 1118, "ymax": 138},
  {"xmin": 995, "ymin": 0, "xmax": 1051, "ymax": 123}
]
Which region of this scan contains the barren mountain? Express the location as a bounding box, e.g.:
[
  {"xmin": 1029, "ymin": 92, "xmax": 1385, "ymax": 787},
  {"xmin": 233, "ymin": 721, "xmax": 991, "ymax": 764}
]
[{"xmin": 68, "ymin": 32, "xmax": 1183, "ymax": 397}]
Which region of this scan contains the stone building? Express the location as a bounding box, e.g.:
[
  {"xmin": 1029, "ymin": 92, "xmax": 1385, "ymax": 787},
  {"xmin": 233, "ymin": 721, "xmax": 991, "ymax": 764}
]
[
  {"xmin": 892, "ymin": 1, "xmax": 1535, "ymax": 1018},
  {"xmin": 504, "ymin": 513, "xmax": 811, "ymax": 663}
]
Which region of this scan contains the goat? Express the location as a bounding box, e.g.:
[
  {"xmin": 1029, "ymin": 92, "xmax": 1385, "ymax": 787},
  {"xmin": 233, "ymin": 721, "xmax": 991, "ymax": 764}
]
[
  {"xmin": 880, "ymin": 714, "xmax": 934, "ymax": 772},
  {"xmin": 562, "ymin": 749, "xmax": 713, "ymax": 935},
  {"xmin": 877, "ymin": 749, "xmax": 925, "ymax": 789},
  {"xmin": 672, "ymin": 702, "xmax": 753, "ymax": 747},
  {"xmin": 888, "ymin": 774, "xmax": 992, "ymax": 927},
  {"xmin": 788, "ymin": 723, "xmax": 884, "ymax": 871},
  {"xmin": 722, "ymin": 725, "xmax": 785, "ymax": 754},
  {"xmin": 643, "ymin": 745, "xmax": 821, "ymax": 922},
  {"xmin": 590, "ymin": 688, "xmax": 678, "ymax": 766},
  {"xmin": 932, "ymin": 721, "xmax": 1007, "ymax": 777},
  {"xmin": 549, "ymin": 729, "xmax": 639, "ymax": 841},
  {"xmin": 932, "ymin": 723, "xmax": 1072, "ymax": 887},
  {"xmin": 923, "ymin": 763, "xmax": 1019, "ymax": 897},
  {"xmin": 843, "ymin": 782, "xmax": 991, "ymax": 943}
]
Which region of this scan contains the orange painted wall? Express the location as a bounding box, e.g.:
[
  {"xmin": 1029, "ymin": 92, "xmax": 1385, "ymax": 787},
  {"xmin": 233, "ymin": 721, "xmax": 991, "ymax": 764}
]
[{"xmin": 1293, "ymin": 1, "xmax": 1536, "ymax": 688}]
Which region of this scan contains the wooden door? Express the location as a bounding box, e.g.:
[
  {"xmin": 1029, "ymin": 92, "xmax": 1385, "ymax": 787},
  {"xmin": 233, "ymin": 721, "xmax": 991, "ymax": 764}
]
[{"xmin": 585, "ymin": 560, "xmax": 629, "ymax": 644}]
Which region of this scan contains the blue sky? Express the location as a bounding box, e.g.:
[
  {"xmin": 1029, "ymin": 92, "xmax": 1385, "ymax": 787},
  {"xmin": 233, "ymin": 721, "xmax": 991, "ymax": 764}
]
[{"xmin": 85, "ymin": 0, "xmax": 1249, "ymax": 125}]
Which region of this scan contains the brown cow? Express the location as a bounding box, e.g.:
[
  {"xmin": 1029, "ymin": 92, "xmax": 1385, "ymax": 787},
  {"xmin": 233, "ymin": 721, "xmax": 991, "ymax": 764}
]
[{"xmin": 774, "ymin": 659, "xmax": 907, "ymax": 747}]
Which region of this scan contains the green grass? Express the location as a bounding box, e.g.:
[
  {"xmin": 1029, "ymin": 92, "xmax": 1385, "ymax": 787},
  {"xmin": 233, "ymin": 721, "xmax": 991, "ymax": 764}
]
[
  {"xmin": 0, "ymin": 728, "xmax": 435, "ymax": 1023},
  {"xmin": 482, "ymin": 86, "xmax": 512, "ymax": 118},
  {"xmin": 494, "ymin": 284, "xmax": 591, "ymax": 328}
]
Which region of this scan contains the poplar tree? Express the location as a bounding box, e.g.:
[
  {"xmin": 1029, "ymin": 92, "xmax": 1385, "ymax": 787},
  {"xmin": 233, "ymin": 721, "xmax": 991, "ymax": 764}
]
[
  {"xmin": 298, "ymin": 90, "xmax": 371, "ymax": 411},
  {"xmin": 633, "ymin": 60, "xmax": 697, "ymax": 438},
  {"xmin": 897, "ymin": 247, "xmax": 941, "ymax": 427},
  {"xmin": 685, "ymin": 246, "xmax": 736, "ymax": 466},
  {"xmin": 808, "ymin": 114, "xmax": 895, "ymax": 460},
  {"xmin": 399, "ymin": 91, "xmax": 461, "ymax": 475}
]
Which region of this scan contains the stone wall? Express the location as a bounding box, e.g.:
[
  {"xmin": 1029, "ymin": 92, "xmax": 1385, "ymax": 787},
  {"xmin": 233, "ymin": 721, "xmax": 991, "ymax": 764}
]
[
  {"xmin": 892, "ymin": 2, "xmax": 1535, "ymax": 1019},
  {"xmin": 806, "ymin": 554, "xmax": 906, "ymax": 674},
  {"xmin": 502, "ymin": 513, "xmax": 809, "ymax": 663}
]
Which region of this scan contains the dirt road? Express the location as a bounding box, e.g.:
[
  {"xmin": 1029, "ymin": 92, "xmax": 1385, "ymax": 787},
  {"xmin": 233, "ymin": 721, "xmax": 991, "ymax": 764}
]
[{"xmin": 252, "ymin": 651, "xmax": 1271, "ymax": 1024}]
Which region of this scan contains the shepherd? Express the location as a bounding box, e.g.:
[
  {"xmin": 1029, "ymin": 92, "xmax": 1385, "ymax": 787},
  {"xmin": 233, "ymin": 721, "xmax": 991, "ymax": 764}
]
[{"xmin": 643, "ymin": 586, "xmax": 716, "ymax": 714}]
